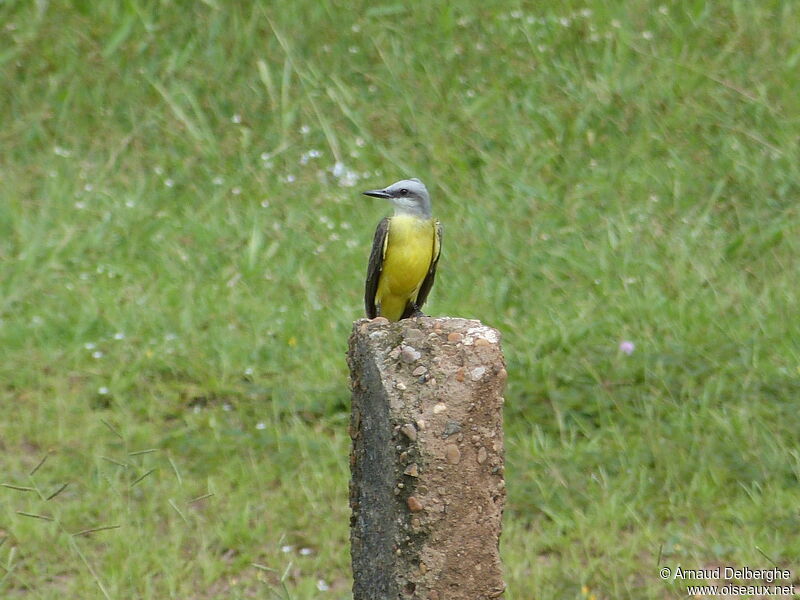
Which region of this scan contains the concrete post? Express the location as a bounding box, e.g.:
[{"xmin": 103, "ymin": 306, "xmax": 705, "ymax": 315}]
[{"xmin": 348, "ymin": 317, "xmax": 506, "ymax": 600}]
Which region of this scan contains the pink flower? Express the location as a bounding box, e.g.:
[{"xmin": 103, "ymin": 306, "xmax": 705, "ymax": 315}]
[{"xmin": 619, "ymin": 340, "xmax": 635, "ymax": 355}]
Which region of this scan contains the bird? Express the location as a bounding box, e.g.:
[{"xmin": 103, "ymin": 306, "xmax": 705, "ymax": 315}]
[{"xmin": 362, "ymin": 178, "xmax": 442, "ymax": 322}]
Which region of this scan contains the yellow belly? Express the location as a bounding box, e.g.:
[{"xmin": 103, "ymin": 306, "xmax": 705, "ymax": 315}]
[{"xmin": 377, "ymin": 215, "xmax": 434, "ymax": 321}]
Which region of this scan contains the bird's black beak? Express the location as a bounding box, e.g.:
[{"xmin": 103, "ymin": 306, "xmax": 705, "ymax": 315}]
[{"xmin": 363, "ymin": 189, "xmax": 392, "ymax": 199}]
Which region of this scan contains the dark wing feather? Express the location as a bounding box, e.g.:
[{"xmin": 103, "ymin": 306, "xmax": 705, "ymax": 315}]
[
  {"xmin": 404, "ymin": 219, "xmax": 442, "ymax": 318},
  {"xmin": 364, "ymin": 217, "xmax": 390, "ymax": 318}
]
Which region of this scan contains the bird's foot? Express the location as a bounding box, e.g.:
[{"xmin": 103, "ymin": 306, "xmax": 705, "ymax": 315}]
[{"xmin": 411, "ymin": 302, "xmax": 427, "ymax": 318}]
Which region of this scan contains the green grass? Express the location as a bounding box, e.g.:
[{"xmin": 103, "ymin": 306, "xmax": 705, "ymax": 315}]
[{"xmin": 1, "ymin": 0, "xmax": 799, "ymax": 598}]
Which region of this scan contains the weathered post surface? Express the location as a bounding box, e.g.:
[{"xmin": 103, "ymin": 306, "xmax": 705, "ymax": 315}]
[{"xmin": 348, "ymin": 316, "xmax": 506, "ymax": 600}]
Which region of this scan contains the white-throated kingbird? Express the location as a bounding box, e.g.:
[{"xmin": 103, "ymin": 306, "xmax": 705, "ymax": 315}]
[{"xmin": 362, "ymin": 178, "xmax": 442, "ymax": 321}]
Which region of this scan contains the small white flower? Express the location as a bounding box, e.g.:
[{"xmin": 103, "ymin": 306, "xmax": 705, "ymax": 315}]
[
  {"xmin": 300, "ymin": 149, "xmax": 322, "ymax": 165},
  {"xmin": 113, "ymin": 332, "xmax": 125, "ymax": 340},
  {"xmin": 281, "ymin": 545, "xmax": 294, "ymax": 553},
  {"xmin": 256, "ymin": 422, "xmax": 266, "ymax": 430},
  {"xmin": 317, "ymin": 579, "xmax": 330, "ymax": 592},
  {"xmin": 231, "ymin": 114, "xmax": 242, "ymax": 124},
  {"xmin": 260, "ymin": 199, "xmax": 270, "ymax": 208},
  {"xmin": 212, "ymin": 176, "xmax": 224, "ymax": 185},
  {"xmin": 84, "ymin": 342, "xmax": 97, "ymax": 350},
  {"xmin": 232, "ymin": 187, "xmax": 242, "ymax": 195},
  {"xmin": 92, "ymin": 351, "xmax": 104, "ymax": 359},
  {"xmin": 299, "ymin": 125, "xmax": 311, "ymax": 135},
  {"xmin": 330, "ymin": 162, "xmax": 360, "ymax": 187},
  {"xmin": 98, "ymin": 386, "xmax": 110, "ymax": 395},
  {"xmin": 164, "ymin": 178, "xmax": 175, "ymax": 188},
  {"xmin": 642, "ymin": 30, "xmax": 654, "ymax": 40},
  {"xmin": 299, "ymin": 547, "xmax": 313, "ymax": 556}
]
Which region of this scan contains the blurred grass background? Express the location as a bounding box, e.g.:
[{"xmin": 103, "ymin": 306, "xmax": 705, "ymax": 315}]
[{"xmin": 1, "ymin": 0, "xmax": 799, "ymax": 598}]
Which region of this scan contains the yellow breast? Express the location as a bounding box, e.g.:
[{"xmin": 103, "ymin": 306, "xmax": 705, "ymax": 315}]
[{"xmin": 377, "ymin": 215, "xmax": 435, "ymax": 320}]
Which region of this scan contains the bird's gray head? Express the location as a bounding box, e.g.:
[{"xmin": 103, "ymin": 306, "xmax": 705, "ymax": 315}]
[{"xmin": 362, "ymin": 178, "xmax": 431, "ymax": 218}]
